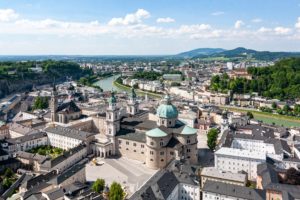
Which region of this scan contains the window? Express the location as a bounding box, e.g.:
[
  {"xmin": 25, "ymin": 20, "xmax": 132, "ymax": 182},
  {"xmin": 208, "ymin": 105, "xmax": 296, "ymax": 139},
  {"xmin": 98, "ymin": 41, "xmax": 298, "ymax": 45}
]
[
  {"xmin": 161, "ymin": 159, "xmax": 164, "ymax": 162},
  {"xmin": 150, "ymin": 142, "xmax": 154, "ymax": 145},
  {"xmin": 141, "ymin": 152, "xmax": 144, "ymax": 154},
  {"xmin": 141, "ymin": 144, "xmax": 144, "ymax": 148},
  {"xmin": 160, "ymin": 142, "xmax": 164, "ymax": 146},
  {"xmin": 170, "ymin": 152, "xmax": 174, "ymax": 155},
  {"xmin": 187, "ymin": 139, "xmax": 190, "ymax": 144},
  {"xmin": 150, "ymin": 159, "xmax": 153, "ymax": 161},
  {"xmin": 160, "ymin": 151, "xmax": 164, "ymax": 155},
  {"xmin": 134, "ymin": 150, "xmax": 136, "ymax": 152},
  {"xmin": 118, "ymin": 140, "xmax": 122, "ymax": 144},
  {"xmin": 126, "ymin": 141, "xmax": 129, "ymax": 145},
  {"xmin": 133, "ymin": 143, "xmax": 136, "ymax": 147},
  {"xmin": 150, "ymin": 151, "xmax": 154, "ymax": 155}
]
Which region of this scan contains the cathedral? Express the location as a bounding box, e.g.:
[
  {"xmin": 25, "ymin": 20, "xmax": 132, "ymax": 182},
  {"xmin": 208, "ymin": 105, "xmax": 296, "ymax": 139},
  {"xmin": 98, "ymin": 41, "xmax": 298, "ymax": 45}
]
[
  {"xmin": 50, "ymin": 86, "xmax": 198, "ymax": 169},
  {"xmin": 97, "ymin": 88, "xmax": 198, "ymax": 169}
]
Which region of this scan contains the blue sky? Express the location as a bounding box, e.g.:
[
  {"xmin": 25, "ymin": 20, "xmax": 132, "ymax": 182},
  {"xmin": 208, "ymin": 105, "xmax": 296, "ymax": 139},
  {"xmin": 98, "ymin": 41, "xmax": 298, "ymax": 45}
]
[{"xmin": 0, "ymin": 0, "xmax": 300, "ymax": 55}]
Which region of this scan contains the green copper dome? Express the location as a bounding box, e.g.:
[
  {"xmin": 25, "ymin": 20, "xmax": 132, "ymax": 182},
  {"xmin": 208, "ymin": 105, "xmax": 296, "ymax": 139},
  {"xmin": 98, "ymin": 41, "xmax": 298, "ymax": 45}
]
[
  {"xmin": 156, "ymin": 94, "xmax": 178, "ymax": 119},
  {"xmin": 146, "ymin": 128, "xmax": 168, "ymax": 137},
  {"xmin": 181, "ymin": 126, "xmax": 197, "ymax": 135},
  {"xmin": 108, "ymin": 91, "xmax": 117, "ymax": 104}
]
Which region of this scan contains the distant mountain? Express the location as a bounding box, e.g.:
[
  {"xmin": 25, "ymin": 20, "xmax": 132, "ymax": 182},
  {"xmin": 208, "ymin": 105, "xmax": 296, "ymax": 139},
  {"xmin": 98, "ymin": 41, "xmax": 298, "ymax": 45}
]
[
  {"xmin": 193, "ymin": 47, "xmax": 300, "ymax": 61},
  {"xmin": 176, "ymin": 48, "xmax": 226, "ymax": 58}
]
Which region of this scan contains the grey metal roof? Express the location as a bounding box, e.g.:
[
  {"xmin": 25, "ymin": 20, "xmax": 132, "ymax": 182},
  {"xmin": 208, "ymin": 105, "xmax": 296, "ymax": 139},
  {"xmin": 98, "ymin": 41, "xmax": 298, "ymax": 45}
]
[
  {"xmin": 52, "ymin": 163, "xmax": 85, "ymax": 185},
  {"xmin": 45, "ymin": 126, "xmax": 95, "ymax": 141},
  {"xmin": 130, "ymin": 162, "xmax": 199, "ymax": 200},
  {"xmin": 116, "ymin": 129, "xmax": 146, "ymax": 143},
  {"xmin": 202, "ymin": 180, "xmax": 265, "ymax": 200},
  {"xmin": 6, "ymin": 132, "xmax": 47, "ymax": 145},
  {"xmin": 44, "ymin": 187, "xmax": 64, "ymax": 200}
]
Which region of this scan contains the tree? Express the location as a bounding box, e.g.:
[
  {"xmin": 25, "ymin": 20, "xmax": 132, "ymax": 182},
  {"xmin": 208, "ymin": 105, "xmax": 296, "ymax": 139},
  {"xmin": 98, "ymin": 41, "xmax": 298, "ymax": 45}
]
[
  {"xmin": 4, "ymin": 168, "xmax": 14, "ymax": 178},
  {"xmin": 207, "ymin": 128, "xmax": 219, "ymax": 151},
  {"xmin": 283, "ymin": 105, "xmax": 291, "ymax": 113},
  {"xmin": 92, "ymin": 178, "xmax": 105, "ymax": 193},
  {"xmin": 33, "ymin": 96, "xmax": 49, "ymax": 110},
  {"xmin": 133, "ymin": 83, "xmax": 139, "ymax": 89},
  {"xmin": 246, "ymin": 111, "xmax": 254, "ymax": 119},
  {"xmin": 109, "ymin": 182, "xmax": 124, "ymax": 200},
  {"xmin": 271, "ymin": 102, "xmax": 277, "ymax": 109}
]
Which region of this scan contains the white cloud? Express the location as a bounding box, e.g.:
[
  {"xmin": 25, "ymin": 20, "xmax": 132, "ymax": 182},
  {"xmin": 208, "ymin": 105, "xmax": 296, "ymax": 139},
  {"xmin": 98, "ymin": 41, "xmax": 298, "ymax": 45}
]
[
  {"xmin": 296, "ymin": 17, "xmax": 300, "ymax": 29},
  {"xmin": 108, "ymin": 9, "xmax": 150, "ymax": 26},
  {"xmin": 177, "ymin": 24, "xmax": 211, "ymax": 34},
  {"xmin": 252, "ymin": 18, "xmax": 262, "ymax": 23},
  {"xmin": 0, "ymin": 7, "xmax": 299, "ymax": 48},
  {"xmin": 257, "ymin": 27, "xmax": 272, "ymax": 33},
  {"xmin": 211, "ymin": 11, "xmax": 225, "ymax": 16},
  {"xmin": 256, "ymin": 26, "xmax": 292, "ymax": 36},
  {"xmin": 156, "ymin": 17, "xmax": 175, "ymax": 23},
  {"xmin": 0, "ymin": 9, "xmax": 19, "ymax": 22},
  {"xmin": 234, "ymin": 20, "xmax": 244, "ymax": 29},
  {"xmin": 274, "ymin": 26, "xmax": 292, "ymax": 35}
]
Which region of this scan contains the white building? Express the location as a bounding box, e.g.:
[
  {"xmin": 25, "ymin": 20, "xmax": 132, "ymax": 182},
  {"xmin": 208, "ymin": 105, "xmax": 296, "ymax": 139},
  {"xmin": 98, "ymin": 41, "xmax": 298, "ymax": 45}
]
[
  {"xmin": 45, "ymin": 126, "xmax": 95, "ymax": 150},
  {"xmin": 215, "ymin": 147, "xmax": 266, "ymax": 180},
  {"xmin": 5, "ymin": 132, "xmax": 48, "ymax": 154}
]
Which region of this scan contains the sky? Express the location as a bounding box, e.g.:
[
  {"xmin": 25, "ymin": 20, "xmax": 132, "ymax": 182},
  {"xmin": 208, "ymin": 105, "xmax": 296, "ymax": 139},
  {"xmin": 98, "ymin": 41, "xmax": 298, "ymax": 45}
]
[{"xmin": 0, "ymin": 0, "xmax": 300, "ymax": 55}]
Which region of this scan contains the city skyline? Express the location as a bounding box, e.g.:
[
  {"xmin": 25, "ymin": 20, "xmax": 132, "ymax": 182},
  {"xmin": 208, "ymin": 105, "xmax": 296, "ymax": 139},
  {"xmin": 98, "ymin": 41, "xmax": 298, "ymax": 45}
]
[{"xmin": 1, "ymin": 0, "xmax": 300, "ymax": 55}]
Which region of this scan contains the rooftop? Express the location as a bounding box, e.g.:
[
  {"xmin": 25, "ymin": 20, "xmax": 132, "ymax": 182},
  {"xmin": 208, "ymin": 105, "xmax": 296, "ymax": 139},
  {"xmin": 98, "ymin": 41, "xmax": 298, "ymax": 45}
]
[
  {"xmin": 45, "ymin": 126, "xmax": 96, "ymax": 141},
  {"xmin": 215, "ymin": 147, "xmax": 266, "ymax": 160},
  {"xmin": 201, "ymin": 167, "xmax": 247, "ymax": 183},
  {"xmin": 202, "ymin": 180, "xmax": 265, "ymax": 200},
  {"xmin": 146, "ymin": 128, "xmax": 168, "ymax": 137}
]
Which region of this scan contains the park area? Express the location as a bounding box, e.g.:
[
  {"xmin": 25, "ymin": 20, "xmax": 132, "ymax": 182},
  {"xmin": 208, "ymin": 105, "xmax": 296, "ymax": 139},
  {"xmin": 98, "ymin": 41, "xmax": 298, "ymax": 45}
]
[{"xmin": 26, "ymin": 145, "xmax": 64, "ymax": 158}]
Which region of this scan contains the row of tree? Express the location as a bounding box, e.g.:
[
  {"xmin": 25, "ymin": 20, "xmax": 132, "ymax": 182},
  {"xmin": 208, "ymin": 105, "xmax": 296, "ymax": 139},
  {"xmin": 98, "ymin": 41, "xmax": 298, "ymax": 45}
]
[
  {"xmin": 260, "ymin": 103, "xmax": 300, "ymax": 117},
  {"xmin": 210, "ymin": 58, "xmax": 300, "ymax": 100}
]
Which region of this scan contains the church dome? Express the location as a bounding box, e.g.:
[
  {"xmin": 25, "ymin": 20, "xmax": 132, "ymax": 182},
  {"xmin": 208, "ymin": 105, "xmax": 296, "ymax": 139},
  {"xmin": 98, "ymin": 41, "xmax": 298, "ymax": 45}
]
[{"xmin": 156, "ymin": 95, "xmax": 178, "ymax": 119}]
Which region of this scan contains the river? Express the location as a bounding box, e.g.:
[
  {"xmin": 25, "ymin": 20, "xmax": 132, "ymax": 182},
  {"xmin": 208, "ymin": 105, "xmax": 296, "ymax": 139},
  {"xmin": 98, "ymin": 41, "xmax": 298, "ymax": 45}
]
[{"xmin": 94, "ymin": 74, "xmax": 121, "ymax": 92}]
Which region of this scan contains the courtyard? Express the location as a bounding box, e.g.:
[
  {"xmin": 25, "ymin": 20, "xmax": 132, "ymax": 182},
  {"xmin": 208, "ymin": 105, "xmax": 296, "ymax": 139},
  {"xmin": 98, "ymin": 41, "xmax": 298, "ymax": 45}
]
[{"xmin": 85, "ymin": 157, "xmax": 157, "ymax": 196}]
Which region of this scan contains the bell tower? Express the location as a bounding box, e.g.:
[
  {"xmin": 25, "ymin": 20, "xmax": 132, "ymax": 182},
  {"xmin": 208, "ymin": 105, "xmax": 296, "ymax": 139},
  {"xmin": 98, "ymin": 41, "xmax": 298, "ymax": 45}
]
[
  {"xmin": 127, "ymin": 87, "xmax": 139, "ymax": 116},
  {"xmin": 106, "ymin": 91, "xmax": 120, "ymax": 136},
  {"xmin": 50, "ymin": 83, "xmax": 58, "ymax": 122}
]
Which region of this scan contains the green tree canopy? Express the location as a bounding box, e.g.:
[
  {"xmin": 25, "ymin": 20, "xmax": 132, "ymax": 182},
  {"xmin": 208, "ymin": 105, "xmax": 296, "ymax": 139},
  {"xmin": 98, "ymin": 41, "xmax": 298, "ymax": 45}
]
[
  {"xmin": 33, "ymin": 96, "xmax": 49, "ymax": 110},
  {"xmin": 246, "ymin": 111, "xmax": 254, "ymax": 119},
  {"xmin": 207, "ymin": 128, "xmax": 219, "ymax": 150},
  {"xmin": 109, "ymin": 182, "xmax": 124, "ymax": 200},
  {"xmin": 92, "ymin": 178, "xmax": 105, "ymax": 193}
]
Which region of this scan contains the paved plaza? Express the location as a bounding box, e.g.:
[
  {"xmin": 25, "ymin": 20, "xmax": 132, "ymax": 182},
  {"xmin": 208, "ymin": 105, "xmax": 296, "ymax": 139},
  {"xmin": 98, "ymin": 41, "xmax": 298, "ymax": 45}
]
[{"xmin": 85, "ymin": 157, "xmax": 157, "ymax": 196}]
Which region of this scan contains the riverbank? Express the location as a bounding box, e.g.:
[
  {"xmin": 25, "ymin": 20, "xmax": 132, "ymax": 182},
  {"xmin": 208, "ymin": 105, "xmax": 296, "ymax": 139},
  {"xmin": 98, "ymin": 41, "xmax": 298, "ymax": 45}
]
[
  {"xmin": 220, "ymin": 106, "xmax": 300, "ymax": 127},
  {"xmin": 113, "ymin": 80, "xmax": 162, "ymax": 98}
]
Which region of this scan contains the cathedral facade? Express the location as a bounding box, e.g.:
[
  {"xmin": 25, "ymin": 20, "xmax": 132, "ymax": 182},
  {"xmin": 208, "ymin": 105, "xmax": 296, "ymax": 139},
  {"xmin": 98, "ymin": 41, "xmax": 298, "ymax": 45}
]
[{"xmin": 103, "ymin": 89, "xmax": 198, "ymax": 169}]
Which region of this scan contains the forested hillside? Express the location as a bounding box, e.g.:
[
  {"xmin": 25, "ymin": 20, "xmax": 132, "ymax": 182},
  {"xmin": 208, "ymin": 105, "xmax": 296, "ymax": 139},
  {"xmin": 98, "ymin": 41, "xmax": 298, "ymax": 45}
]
[
  {"xmin": 0, "ymin": 60, "xmax": 91, "ymax": 98},
  {"xmin": 210, "ymin": 58, "xmax": 300, "ymax": 100}
]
